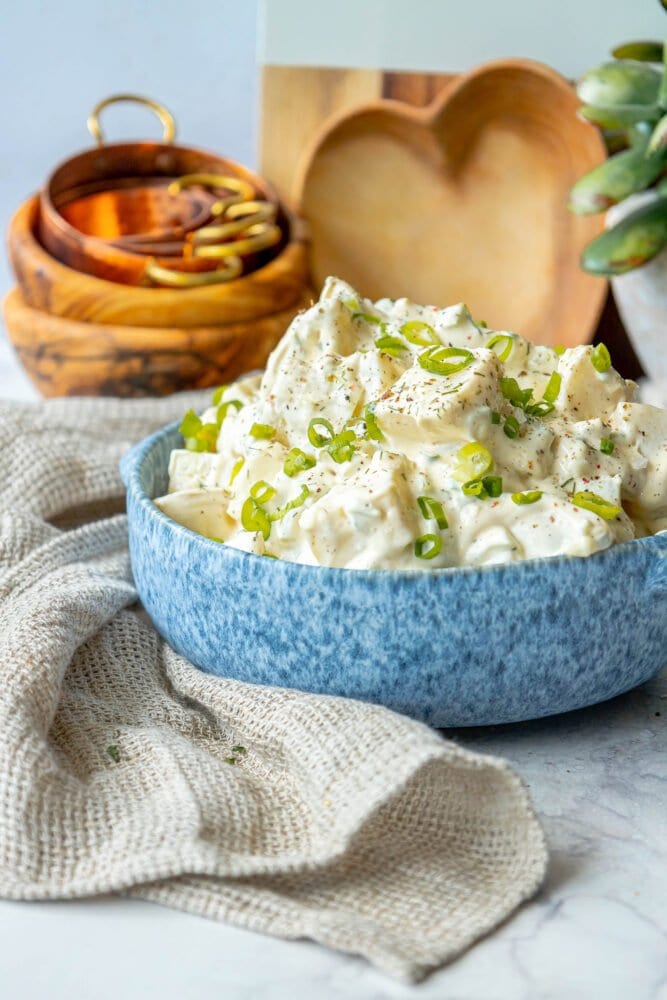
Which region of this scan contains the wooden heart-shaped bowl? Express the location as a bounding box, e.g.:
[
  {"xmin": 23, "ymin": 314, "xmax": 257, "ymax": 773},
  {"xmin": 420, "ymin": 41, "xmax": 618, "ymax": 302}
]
[
  {"xmin": 8, "ymin": 196, "xmax": 308, "ymax": 329},
  {"xmin": 297, "ymin": 59, "xmax": 607, "ymax": 347},
  {"xmin": 2, "ymin": 287, "xmax": 312, "ymax": 397}
]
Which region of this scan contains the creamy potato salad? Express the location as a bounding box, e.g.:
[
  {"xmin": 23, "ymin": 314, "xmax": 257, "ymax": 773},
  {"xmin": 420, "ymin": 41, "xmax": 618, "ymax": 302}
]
[{"xmin": 156, "ymin": 277, "xmax": 667, "ymax": 569}]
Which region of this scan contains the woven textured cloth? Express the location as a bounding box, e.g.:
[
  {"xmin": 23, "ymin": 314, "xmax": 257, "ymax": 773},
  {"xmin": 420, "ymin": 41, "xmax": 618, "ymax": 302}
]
[{"xmin": 0, "ymin": 395, "xmax": 547, "ymax": 982}]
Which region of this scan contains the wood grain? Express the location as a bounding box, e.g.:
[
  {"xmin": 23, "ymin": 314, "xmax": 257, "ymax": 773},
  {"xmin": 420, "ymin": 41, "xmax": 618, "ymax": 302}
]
[
  {"xmin": 296, "ymin": 59, "xmax": 608, "ymax": 348},
  {"xmin": 3, "ymin": 287, "xmax": 313, "ymax": 398},
  {"xmin": 8, "ymin": 196, "xmax": 309, "ymax": 329}
]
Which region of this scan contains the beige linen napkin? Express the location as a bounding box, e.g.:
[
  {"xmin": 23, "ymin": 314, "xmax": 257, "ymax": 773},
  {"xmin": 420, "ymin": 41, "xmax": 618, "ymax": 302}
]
[{"xmin": 0, "ymin": 395, "xmax": 547, "ymax": 982}]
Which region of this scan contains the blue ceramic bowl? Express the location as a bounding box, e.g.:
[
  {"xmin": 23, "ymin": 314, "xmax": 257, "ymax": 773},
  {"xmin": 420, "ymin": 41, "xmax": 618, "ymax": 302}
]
[{"xmin": 121, "ymin": 421, "xmax": 667, "ymax": 727}]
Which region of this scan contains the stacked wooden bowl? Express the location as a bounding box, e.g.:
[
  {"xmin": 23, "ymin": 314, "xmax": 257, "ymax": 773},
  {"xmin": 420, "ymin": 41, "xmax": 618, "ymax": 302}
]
[{"xmin": 4, "ymin": 96, "xmax": 310, "ymax": 397}]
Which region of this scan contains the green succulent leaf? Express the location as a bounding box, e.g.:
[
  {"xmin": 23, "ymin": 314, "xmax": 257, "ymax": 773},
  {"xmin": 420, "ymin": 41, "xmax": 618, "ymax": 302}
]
[
  {"xmin": 569, "ymin": 144, "xmax": 665, "ymax": 214},
  {"xmin": 611, "ymin": 41, "xmax": 664, "ymax": 63},
  {"xmin": 648, "ymin": 112, "xmax": 667, "ymax": 152},
  {"xmin": 577, "ymin": 61, "xmax": 662, "ymax": 109},
  {"xmin": 579, "ymin": 103, "xmax": 662, "ymax": 129},
  {"xmin": 581, "ymin": 196, "xmax": 667, "ymax": 275}
]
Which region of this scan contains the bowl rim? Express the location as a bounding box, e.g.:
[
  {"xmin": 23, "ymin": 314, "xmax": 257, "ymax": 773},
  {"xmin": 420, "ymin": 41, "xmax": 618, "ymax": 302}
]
[{"xmin": 123, "ymin": 419, "xmax": 667, "ymax": 580}]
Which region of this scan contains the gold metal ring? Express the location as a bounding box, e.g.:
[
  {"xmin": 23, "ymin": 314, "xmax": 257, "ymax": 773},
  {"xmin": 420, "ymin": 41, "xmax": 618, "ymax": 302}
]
[
  {"xmin": 144, "ymin": 256, "xmax": 243, "ymax": 287},
  {"xmin": 167, "ymin": 174, "xmax": 255, "ymax": 202},
  {"xmin": 193, "ymin": 201, "xmax": 277, "ymax": 244},
  {"xmin": 87, "ymin": 94, "xmax": 176, "ymax": 147},
  {"xmin": 193, "ymin": 223, "xmax": 282, "ymax": 259}
]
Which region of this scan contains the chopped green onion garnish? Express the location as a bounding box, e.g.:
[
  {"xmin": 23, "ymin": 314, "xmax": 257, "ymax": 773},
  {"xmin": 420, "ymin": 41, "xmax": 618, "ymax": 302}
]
[
  {"xmin": 179, "ymin": 409, "xmax": 218, "ymax": 453},
  {"xmin": 270, "ymin": 485, "xmax": 310, "ymax": 521},
  {"xmin": 212, "ymin": 385, "xmax": 227, "ymax": 405},
  {"xmin": 500, "ymin": 377, "xmax": 533, "ymax": 408},
  {"xmin": 491, "ymin": 410, "xmax": 501, "ymax": 425},
  {"xmin": 554, "ymin": 344, "xmax": 566, "ymax": 356},
  {"xmin": 414, "ymin": 533, "xmax": 442, "ymax": 560},
  {"xmin": 364, "ymin": 403, "xmax": 385, "ymax": 442},
  {"xmin": 353, "ymin": 311, "xmax": 381, "ymax": 324},
  {"xmin": 327, "ymin": 429, "xmax": 356, "ymax": 464},
  {"xmin": 250, "ymin": 480, "xmax": 276, "ymax": 504},
  {"xmin": 462, "ymin": 479, "xmax": 487, "ymax": 498},
  {"xmin": 417, "ymin": 495, "xmax": 448, "ymax": 529},
  {"xmin": 486, "ymin": 333, "xmax": 513, "ymax": 362},
  {"xmin": 503, "ymin": 415, "xmax": 520, "ymax": 439},
  {"xmin": 344, "ymin": 297, "xmax": 360, "ymax": 312},
  {"xmin": 241, "ymin": 497, "xmax": 271, "ymax": 540},
  {"xmin": 229, "ymin": 456, "xmax": 245, "ymax": 485},
  {"xmin": 308, "ymin": 417, "xmax": 335, "ymax": 448},
  {"xmin": 249, "ymin": 422, "xmax": 276, "ymax": 440},
  {"xmin": 418, "ymin": 345, "xmax": 474, "ymax": 377},
  {"xmin": 216, "ymin": 399, "xmax": 243, "ymax": 424},
  {"xmin": 591, "ymin": 343, "xmax": 612, "ymax": 373},
  {"xmin": 400, "ymin": 320, "xmax": 440, "ymax": 347},
  {"xmin": 375, "ymin": 334, "xmax": 407, "ymax": 356},
  {"xmin": 455, "ymin": 441, "xmax": 493, "ymax": 481},
  {"xmin": 284, "ymin": 447, "xmax": 316, "ymax": 477},
  {"xmin": 571, "ymin": 490, "xmax": 621, "ymax": 520},
  {"xmin": 524, "ymin": 399, "xmax": 555, "ymax": 417},
  {"xmin": 600, "ymin": 437, "xmax": 615, "ymax": 456},
  {"xmin": 511, "ymin": 490, "xmax": 543, "ymax": 505},
  {"xmin": 482, "ymin": 475, "xmax": 503, "ymax": 498},
  {"xmin": 543, "ymin": 372, "xmax": 562, "ymax": 404}
]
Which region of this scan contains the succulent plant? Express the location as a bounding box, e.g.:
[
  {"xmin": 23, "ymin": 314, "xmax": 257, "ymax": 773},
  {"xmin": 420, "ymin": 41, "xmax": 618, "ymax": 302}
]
[{"xmin": 569, "ymin": 14, "xmax": 667, "ymax": 276}]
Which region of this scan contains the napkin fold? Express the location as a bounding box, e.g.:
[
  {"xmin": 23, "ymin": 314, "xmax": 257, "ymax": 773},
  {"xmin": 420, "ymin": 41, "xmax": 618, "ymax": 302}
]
[{"xmin": 0, "ymin": 395, "xmax": 547, "ymax": 982}]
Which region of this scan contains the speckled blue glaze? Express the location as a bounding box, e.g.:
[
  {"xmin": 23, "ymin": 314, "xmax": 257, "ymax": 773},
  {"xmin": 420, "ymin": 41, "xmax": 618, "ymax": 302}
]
[{"xmin": 121, "ymin": 421, "xmax": 667, "ymax": 727}]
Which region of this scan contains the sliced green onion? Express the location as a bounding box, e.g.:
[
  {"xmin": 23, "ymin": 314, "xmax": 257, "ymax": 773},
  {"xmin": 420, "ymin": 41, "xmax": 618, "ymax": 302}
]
[
  {"xmin": 364, "ymin": 403, "xmax": 385, "ymax": 442},
  {"xmin": 486, "ymin": 333, "xmax": 514, "ymax": 362},
  {"xmin": 455, "ymin": 441, "xmax": 493, "ymax": 481},
  {"xmin": 491, "ymin": 410, "xmax": 501, "ymax": 425},
  {"xmin": 212, "ymin": 385, "xmax": 227, "ymax": 405},
  {"xmin": 414, "ymin": 533, "xmax": 442, "ymax": 560},
  {"xmin": 284, "ymin": 447, "xmax": 316, "ymax": 477},
  {"xmin": 270, "ymin": 485, "xmax": 310, "ymax": 521},
  {"xmin": 375, "ymin": 334, "xmax": 407, "ymax": 357},
  {"xmin": 229, "ymin": 456, "xmax": 245, "ymax": 485},
  {"xmin": 571, "ymin": 490, "xmax": 621, "ymax": 520},
  {"xmin": 524, "ymin": 399, "xmax": 555, "ymax": 417},
  {"xmin": 543, "ymin": 372, "xmax": 562, "ymax": 404},
  {"xmin": 344, "ymin": 297, "xmax": 360, "ymax": 312},
  {"xmin": 462, "ymin": 478, "xmax": 487, "ymax": 499},
  {"xmin": 353, "ymin": 311, "xmax": 381, "ymax": 324},
  {"xmin": 482, "ymin": 475, "xmax": 503, "ymax": 498},
  {"xmin": 500, "ymin": 377, "xmax": 533, "ymax": 408},
  {"xmin": 503, "ymin": 415, "xmax": 520, "ymax": 439},
  {"xmin": 308, "ymin": 417, "xmax": 335, "ymax": 448},
  {"xmin": 250, "ymin": 480, "xmax": 276, "ymax": 504},
  {"xmin": 400, "ymin": 320, "xmax": 440, "ymax": 347},
  {"xmin": 591, "ymin": 343, "xmax": 612, "ymax": 374},
  {"xmin": 554, "ymin": 344, "xmax": 566, "ymax": 356},
  {"xmin": 417, "ymin": 495, "xmax": 448, "ymax": 529},
  {"xmin": 179, "ymin": 409, "xmax": 218, "ymax": 453},
  {"xmin": 511, "ymin": 490, "xmax": 543, "ymax": 505},
  {"xmin": 327, "ymin": 429, "xmax": 356, "ymax": 464},
  {"xmin": 179, "ymin": 409, "xmax": 202, "ymax": 438},
  {"xmin": 249, "ymin": 422, "xmax": 276, "ymax": 440},
  {"xmin": 418, "ymin": 345, "xmax": 474, "ymax": 377},
  {"xmin": 600, "ymin": 437, "xmax": 615, "ymax": 456},
  {"xmin": 217, "ymin": 399, "xmax": 243, "ymax": 424},
  {"xmin": 241, "ymin": 497, "xmax": 271, "ymax": 540}
]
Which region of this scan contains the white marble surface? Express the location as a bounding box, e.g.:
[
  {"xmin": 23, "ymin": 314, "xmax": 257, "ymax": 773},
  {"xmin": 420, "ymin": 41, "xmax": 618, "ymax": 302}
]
[{"xmin": 0, "ymin": 339, "xmax": 666, "ymax": 999}]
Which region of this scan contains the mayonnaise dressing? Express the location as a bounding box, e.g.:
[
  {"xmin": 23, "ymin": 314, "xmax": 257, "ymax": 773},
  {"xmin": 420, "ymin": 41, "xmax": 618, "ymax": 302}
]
[{"xmin": 155, "ymin": 277, "xmax": 666, "ymax": 569}]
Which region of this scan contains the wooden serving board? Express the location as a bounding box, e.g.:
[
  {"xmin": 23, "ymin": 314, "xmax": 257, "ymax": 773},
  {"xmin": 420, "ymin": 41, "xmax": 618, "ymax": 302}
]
[{"xmin": 260, "ymin": 62, "xmax": 607, "ymax": 349}]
